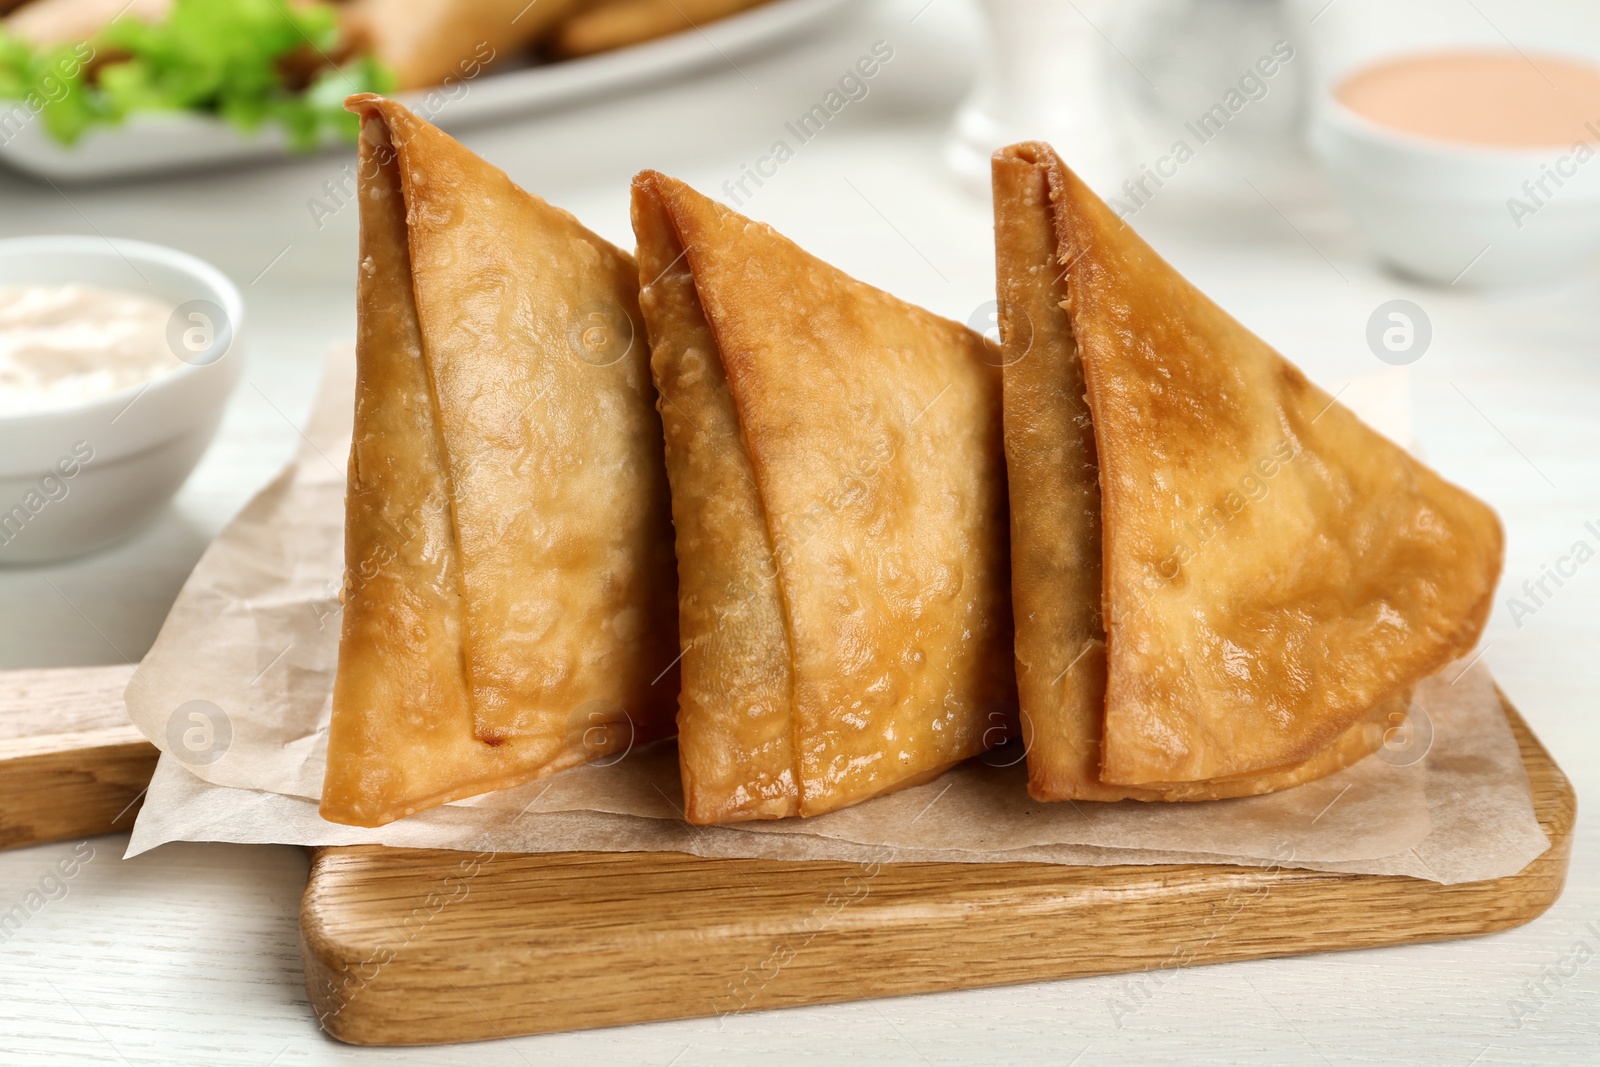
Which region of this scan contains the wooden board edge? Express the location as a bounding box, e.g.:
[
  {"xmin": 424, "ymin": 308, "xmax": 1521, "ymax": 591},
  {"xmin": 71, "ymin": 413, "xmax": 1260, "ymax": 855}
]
[
  {"xmin": 0, "ymin": 662, "xmax": 155, "ymax": 851},
  {"xmin": 0, "ymin": 740, "xmax": 160, "ymax": 850},
  {"xmin": 299, "ymin": 692, "xmax": 1575, "ymax": 1046}
]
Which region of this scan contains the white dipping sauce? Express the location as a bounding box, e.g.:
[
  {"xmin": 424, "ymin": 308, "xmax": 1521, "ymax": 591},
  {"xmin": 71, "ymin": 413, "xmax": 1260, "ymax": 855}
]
[{"xmin": 0, "ymin": 283, "xmax": 179, "ymax": 415}]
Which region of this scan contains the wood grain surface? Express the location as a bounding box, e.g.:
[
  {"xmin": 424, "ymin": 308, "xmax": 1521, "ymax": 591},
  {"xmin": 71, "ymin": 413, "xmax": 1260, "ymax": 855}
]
[
  {"xmin": 299, "ymin": 691, "xmax": 1575, "ymax": 1047},
  {"xmin": 0, "ymin": 664, "xmax": 156, "ymax": 851}
]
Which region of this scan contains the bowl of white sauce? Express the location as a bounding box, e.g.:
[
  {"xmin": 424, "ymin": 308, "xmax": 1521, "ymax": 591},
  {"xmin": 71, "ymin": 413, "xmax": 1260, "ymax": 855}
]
[{"xmin": 0, "ymin": 236, "xmax": 243, "ymax": 564}]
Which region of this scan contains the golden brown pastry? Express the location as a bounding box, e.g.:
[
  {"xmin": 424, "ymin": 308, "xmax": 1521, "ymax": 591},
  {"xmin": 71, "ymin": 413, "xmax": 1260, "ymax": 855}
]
[
  {"xmin": 993, "ymin": 142, "xmax": 1502, "ymax": 801},
  {"xmin": 4, "ymin": 0, "xmax": 168, "ymax": 46},
  {"xmin": 551, "ymin": 0, "xmax": 771, "ymax": 58},
  {"xmin": 632, "ymin": 170, "xmax": 1015, "ymax": 824},
  {"xmin": 321, "ymin": 96, "xmax": 678, "ymax": 827},
  {"xmin": 339, "ymin": 0, "xmax": 591, "ymax": 91}
]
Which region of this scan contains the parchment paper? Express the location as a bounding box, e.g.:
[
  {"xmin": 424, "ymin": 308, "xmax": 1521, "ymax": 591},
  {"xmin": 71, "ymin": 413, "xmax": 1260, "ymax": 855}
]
[{"xmin": 124, "ymin": 351, "xmax": 1549, "ymax": 883}]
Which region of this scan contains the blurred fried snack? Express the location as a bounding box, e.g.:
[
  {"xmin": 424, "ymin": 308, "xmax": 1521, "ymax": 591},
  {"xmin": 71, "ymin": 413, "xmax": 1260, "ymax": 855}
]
[
  {"xmin": 321, "ymin": 96, "xmax": 678, "ymax": 827},
  {"xmin": 631, "ymin": 170, "xmax": 1015, "ymax": 824},
  {"xmin": 340, "ymin": 0, "xmax": 592, "ymax": 90},
  {"xmin": 3, "ymin": 0, "xmax": 167, "ymax": 46},
  {"xmin": 552, "ymin": 0, "xmax": 770, "ymax": 58},
  {"xmin": 991, "ymin": 141, "xmax": 1503, "ymax": 802}
]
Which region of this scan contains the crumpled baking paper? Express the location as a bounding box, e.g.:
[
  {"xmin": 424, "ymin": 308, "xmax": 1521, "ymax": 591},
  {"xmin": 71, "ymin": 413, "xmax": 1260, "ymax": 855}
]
[{"xmin": 124, "ymin": 352, "xmax": 1548, "ymax": 884}]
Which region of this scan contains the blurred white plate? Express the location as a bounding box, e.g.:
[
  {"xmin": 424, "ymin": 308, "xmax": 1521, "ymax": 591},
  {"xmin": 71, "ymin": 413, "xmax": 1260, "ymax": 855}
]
[{"xmin": 0, "ymin": 0, "xmax": 846, "ymax": 183}]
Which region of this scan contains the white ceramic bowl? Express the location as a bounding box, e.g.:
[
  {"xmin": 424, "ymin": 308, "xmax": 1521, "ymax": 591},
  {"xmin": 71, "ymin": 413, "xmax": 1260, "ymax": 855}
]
[
  {"xmin": 0, "ymin": 237, "xmax": 244, "ymax": 564},
  {"xmin": 1311, "ymin": 97, "xmax": 1600, "ymax": 286}
]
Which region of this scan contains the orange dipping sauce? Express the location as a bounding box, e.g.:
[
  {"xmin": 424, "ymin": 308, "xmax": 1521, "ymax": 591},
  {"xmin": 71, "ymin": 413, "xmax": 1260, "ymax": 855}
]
[{"xmin": 1337, "ymin": 50, "xmax": 1600, "ymax": 148}]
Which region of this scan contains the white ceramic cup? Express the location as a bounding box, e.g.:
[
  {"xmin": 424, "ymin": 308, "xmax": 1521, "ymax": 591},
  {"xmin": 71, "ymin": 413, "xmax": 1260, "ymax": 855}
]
[
  {"xmin": 0, "ymin": 236, "xmax": 244, "ymax": 564},
  {"xmin": 943, "ymin": 0, "xmax": 1127, "ymax": 198},
  {"xmin": 1312, "ymin": 96, "xmax": 1600, "ymax": 287}
]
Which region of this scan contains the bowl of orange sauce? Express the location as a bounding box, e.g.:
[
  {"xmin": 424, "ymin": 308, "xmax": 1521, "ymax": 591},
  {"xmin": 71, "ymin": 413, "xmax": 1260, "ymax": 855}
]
[{"xmin": 1312, "ymin": 49, "xmax": 1600, "ymax": 286}]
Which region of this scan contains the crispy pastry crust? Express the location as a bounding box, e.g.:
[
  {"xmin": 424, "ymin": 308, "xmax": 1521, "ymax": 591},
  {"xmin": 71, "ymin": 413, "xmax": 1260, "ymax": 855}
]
[
  {"xmin": 633, "ymin": 171, "xmax": 1016, "ymax": 822},
  {"xmin": 994, "ymin": 142, "xmax": 1503, "ymax": 797},
  {"xmin": 321, "ymin": 97, "xmax": 678, "ymax": 827},
  {"xmin": 631, "ymin": 177, "xmax": 799, "ymax": 823},
  {"xmin": 992, "ymin": 150, "xmax": 1116, "ymax": 800}
]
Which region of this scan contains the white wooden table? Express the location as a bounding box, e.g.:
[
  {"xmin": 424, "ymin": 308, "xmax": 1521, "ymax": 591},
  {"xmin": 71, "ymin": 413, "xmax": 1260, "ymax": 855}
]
[{"xmin": 2, "ymin": 1, "xmax": 1596, "ymax": 1062}]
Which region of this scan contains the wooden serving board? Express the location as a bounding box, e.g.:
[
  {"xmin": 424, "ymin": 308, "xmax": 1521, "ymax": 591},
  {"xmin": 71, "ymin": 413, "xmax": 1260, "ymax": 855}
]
[
  {"xmin": 0, "ymin": 663, "xmax": 155, "ymax": 850},
  {"xmin": 300, "ymin": 691, "xmax": 1575, "ymax": 1047}
]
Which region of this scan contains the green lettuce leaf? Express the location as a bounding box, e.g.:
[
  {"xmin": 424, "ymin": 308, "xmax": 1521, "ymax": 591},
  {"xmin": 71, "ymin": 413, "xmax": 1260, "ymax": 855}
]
[
  {"xmin": 0, "ymin": 36, "xmax": 106, "ymax": 145},
  {"xmin": 0, "ymin": 0, "xmax": 392, "ymax": 149}
]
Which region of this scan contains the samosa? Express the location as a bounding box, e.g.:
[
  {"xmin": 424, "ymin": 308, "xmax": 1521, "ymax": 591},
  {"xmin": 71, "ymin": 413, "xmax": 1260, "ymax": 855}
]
[
  {"xmin": 992, "ymin": 142, "xmax": 1502, "ymax": 802},
  {"xmin": 340, "ymin": 0, "xmax": 589, "ymax": 91},
  {"xmin": 321, "ymin": 96, "xmax": 678, "ymax": 827},
  {"xmin": 631, "ymin": 171, "xmax": 1016, "ymax": 824}
]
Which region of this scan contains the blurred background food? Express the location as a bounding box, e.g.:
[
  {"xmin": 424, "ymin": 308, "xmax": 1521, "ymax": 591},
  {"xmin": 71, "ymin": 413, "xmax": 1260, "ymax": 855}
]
[
  {"xmin": 0, "ymin": 0, "xmax": 783, "ymax": 148},
  {"xmin": 944, "ymin": 0, "xmax": 1600, "ymax": 288},
  {"xmin": 552, "ymin": 0, "xmax": 771, "ymax": 58}
]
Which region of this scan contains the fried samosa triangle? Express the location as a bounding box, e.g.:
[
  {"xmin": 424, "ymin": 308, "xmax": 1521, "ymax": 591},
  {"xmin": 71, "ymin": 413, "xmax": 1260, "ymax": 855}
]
[
  {"xmin": 992, "ymin": 141, "xmax": 1502, "ymax": 801},
  {"xmin": 321, "ymin": 96, "xmax": 678, "ymax": 827},
  {"xmin": 340, "ymin": 0, "xmax": 589, "ymax": 91},
  {"xmin": 631, "ymin": 171, "xmax": 1016, "ymax": 824}
]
